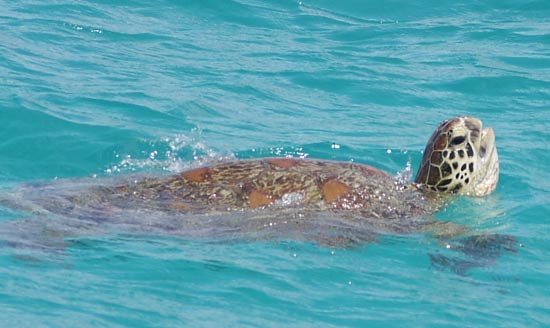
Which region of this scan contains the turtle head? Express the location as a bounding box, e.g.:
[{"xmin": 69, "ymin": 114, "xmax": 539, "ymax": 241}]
[{"xmin": 415, "ymin": 116, "xmax": 499, "ymax": 196}]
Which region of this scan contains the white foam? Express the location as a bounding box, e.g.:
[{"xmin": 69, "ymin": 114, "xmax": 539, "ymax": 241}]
[{"xmin": 104, "ymin": 134, "xmax": 235, "ymax": 175}]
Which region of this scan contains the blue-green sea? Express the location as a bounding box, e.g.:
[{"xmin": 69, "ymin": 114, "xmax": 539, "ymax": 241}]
[{"xmin": 1, "ymin": 0, "xmax": 549, "ymax": 327}]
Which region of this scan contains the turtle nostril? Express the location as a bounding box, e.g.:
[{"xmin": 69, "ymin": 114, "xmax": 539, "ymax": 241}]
[{"xmin": 479, "ymin": 145, "xmax": 486, "ymax": 157}]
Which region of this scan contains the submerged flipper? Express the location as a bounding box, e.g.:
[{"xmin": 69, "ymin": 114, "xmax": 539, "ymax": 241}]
[{"xmin": 429, "ymin": 233, "xmax": 519, "ymax": 276}]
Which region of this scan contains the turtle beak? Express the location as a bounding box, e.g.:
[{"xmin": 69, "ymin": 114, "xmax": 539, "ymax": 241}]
[
  {"xmin": 479, "ymin": 127, "xmax": 495, "ymax": 160},
  {"xmin": 474, "ymin": 124, "xmax": 499, "ymax": 196},
  {"xmin": 463, "ymin": 116, "xmax": 483, "ymax": 152}
]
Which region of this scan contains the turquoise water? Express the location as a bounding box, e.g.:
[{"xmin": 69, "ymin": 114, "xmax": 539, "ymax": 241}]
[{"xmin": 1, "ymin": 0, "xmax": 549, "ymax": 326}]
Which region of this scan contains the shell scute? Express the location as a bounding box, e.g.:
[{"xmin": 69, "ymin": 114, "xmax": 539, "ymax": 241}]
[
  {"xmin": 321, "ymin": 179, "xmax": 351, "ymax": 203},
  {"xmin": 248, "ymin": 189, "xmax": 274, "ymax": 208},
  {"xmin": 267, "ymin": 158, "xmax": 300, "ymax": 169},
  {"xmin": 182, "ymin": 167, "xmax": 210, "ymax": 182}
]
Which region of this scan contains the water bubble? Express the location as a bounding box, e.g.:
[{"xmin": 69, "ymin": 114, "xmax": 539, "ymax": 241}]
[{"xmin": 396, "ymin": 159, "xmax": 413, "ymax": 184}]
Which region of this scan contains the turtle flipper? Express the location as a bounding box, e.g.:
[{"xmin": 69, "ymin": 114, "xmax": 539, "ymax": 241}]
[
  {"xmin": 429, "ymin": 233, "xmax": 518, "ymax": 275},
  {"xmin": 428, "ymin": 253, "xmax": 478, "ymax": 276},
  {"xmin": 251, "ymin": 213, "xmax": 379, "ymax": 248},
  {"xmin": 428, "ymin": 220, "xmax": 468, "ymax": 239},
  {"xmin": 451, "ymin": 233, "xmax": 518, "ymax": 259}
]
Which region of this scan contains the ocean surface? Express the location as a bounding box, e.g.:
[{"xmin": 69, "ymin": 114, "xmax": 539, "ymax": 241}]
[{"xmin": 1, "ymin": 0, "xmax": 549, "ymax": 326}]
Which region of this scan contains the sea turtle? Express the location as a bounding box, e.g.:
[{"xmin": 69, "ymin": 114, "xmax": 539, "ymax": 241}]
[
  {"xmin": 99, "ymin": 116, "xmax": 499, "ymax": 218},
  {"xmin": 0, "ymin": 116, "xmax": 515, "ymax": 272}
]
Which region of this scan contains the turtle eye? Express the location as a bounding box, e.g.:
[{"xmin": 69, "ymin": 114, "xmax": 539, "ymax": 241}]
[{"xmin": 450, "ymin": 135, "xmax": 466, "ymax": 146}]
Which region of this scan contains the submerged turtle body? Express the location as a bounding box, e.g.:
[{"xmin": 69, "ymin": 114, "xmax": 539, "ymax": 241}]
[{"xmin": 1, "ymin": 116, "xmax": 501, "ymax": 244}]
